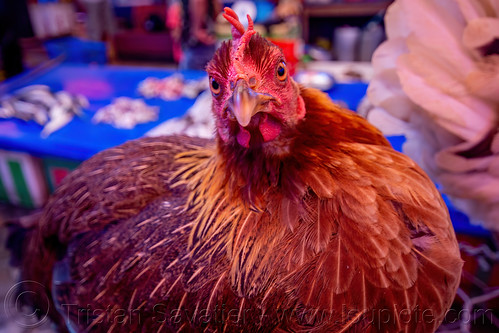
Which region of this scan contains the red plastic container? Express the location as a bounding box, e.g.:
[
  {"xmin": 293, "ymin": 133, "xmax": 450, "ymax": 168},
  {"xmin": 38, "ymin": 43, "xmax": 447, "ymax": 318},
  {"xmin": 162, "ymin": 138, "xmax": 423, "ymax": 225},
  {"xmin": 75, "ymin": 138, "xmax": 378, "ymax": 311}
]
[{"xmin": 268, "ymin": 38, "xmax": 299, "ymax": 76}]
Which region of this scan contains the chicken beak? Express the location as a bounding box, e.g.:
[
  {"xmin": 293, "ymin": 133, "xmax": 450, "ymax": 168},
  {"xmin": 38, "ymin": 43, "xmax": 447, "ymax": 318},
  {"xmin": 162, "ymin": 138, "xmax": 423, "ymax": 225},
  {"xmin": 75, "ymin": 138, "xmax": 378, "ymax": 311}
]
[{"xmin": 231, "ymin": 80, "xmax": 274, "ymax": 127}]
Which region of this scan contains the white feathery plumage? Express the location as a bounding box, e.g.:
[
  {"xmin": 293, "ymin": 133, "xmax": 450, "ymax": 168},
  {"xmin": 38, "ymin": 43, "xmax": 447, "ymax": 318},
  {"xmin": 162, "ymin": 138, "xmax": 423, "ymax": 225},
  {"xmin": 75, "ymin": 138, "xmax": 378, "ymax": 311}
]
[{"xmin": 367, "ymin": 0, "xmax": 499, "ymax": 230}]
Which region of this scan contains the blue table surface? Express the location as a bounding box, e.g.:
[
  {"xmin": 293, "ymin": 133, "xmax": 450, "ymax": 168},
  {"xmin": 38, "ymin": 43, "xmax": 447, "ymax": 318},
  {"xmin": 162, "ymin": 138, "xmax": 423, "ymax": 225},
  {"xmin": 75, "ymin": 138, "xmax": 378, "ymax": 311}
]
[
  {"xmin": 0, "ymin": 64, "xmax": 208, "ymax": 160},
  {"xmin": 0, "ymin": 64, "xmax": 489, "ymax": 238}
]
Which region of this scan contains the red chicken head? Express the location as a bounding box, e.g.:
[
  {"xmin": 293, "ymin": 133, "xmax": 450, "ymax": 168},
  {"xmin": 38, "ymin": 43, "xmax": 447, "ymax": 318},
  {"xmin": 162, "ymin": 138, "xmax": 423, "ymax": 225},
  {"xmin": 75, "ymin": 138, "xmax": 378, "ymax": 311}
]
[{"xmin": 206, "ymin": 8, "xmax": 305, "ymax": 154}]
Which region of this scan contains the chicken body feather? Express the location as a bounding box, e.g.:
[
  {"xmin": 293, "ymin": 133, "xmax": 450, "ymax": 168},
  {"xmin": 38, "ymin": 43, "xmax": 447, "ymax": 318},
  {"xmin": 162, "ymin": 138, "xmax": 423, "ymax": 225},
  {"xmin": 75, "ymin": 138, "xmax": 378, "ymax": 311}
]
[{"xmin": 15, "ymin": 87, "xmax": 462, "ymax": 333}]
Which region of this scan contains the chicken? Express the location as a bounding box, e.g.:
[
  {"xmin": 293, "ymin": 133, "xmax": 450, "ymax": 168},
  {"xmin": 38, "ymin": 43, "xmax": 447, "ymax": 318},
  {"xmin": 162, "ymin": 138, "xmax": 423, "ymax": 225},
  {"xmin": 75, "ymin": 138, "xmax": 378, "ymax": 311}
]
[{"xmin": 12, "ymin": 8, "xmax": 462, "ymax": 332}]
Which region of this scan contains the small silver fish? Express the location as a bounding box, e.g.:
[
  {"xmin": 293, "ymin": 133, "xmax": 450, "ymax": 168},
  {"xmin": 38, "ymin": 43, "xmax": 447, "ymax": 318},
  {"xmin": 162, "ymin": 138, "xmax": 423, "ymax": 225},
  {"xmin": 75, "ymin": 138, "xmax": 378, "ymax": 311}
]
[
  {"xmin": 41, "ymin": 105, "xmax": 74, "ymax": 138},
  {"xmin": 1, "ymin": 85, "xmax": 89, "ymax": 137}
]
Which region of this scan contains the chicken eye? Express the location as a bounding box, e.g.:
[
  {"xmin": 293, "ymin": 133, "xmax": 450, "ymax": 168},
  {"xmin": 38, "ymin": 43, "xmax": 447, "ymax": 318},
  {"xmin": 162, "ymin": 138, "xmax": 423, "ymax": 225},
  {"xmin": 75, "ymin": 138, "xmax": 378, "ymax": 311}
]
[
  {"xmin": 276, "ymin": 62, "xmax": 287, "ymax": 81},
  {"xmin": 210, "ymin": 77, "xmax": 221, "ymax": 95}
]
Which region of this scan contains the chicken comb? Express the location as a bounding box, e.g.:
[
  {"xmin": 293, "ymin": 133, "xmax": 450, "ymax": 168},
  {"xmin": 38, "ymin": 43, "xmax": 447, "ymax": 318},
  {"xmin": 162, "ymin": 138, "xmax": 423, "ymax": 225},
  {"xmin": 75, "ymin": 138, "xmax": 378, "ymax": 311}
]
[{"xmin": 223, "ymin": 7, "xmax": 256, "ymax": 58}]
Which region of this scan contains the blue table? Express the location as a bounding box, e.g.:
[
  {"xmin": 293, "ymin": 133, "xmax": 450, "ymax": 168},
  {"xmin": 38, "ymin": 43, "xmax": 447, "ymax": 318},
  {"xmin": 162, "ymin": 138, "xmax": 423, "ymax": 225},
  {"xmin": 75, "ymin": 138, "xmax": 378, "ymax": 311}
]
[{"xmin": 0, "ymin": 64, "xmax": 206, "ymax": 160}]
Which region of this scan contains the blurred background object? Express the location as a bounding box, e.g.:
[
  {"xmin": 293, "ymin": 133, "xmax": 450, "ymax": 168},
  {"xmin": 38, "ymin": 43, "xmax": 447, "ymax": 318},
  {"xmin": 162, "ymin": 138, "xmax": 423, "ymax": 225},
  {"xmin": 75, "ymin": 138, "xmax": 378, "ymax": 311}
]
[
  {"xmin": 302, "ymin": 0, "xmax": 391, "ymax": 61},
  {"xmin": 78, "ymin": 0, "xmax": 116, "ymax": 41},
  {"xmin": 177, "ymin": 0, "xmax": 221, "ymax": 70},
  {"xmin": 0, "ymin": 0, "xmax": 395, "ymax": 73},
  {"xmin": 0, "ymin": 0, "xmax": 34, "ymax": 78}
]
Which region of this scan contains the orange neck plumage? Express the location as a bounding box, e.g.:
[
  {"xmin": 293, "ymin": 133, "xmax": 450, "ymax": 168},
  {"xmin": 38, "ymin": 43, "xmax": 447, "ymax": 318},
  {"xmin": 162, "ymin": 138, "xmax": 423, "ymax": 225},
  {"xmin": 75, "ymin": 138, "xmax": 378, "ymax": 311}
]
[{"xmin": 215, "ymin": 86, "xmax": 390, "ymax": 210}]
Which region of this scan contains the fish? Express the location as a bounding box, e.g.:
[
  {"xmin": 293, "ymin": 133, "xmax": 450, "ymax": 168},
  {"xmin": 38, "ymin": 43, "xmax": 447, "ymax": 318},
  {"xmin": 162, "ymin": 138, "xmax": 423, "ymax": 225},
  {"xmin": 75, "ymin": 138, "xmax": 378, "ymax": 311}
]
[{"xmin": 0, "ymin": 85, "xmax": 88, "ymax": 137}]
